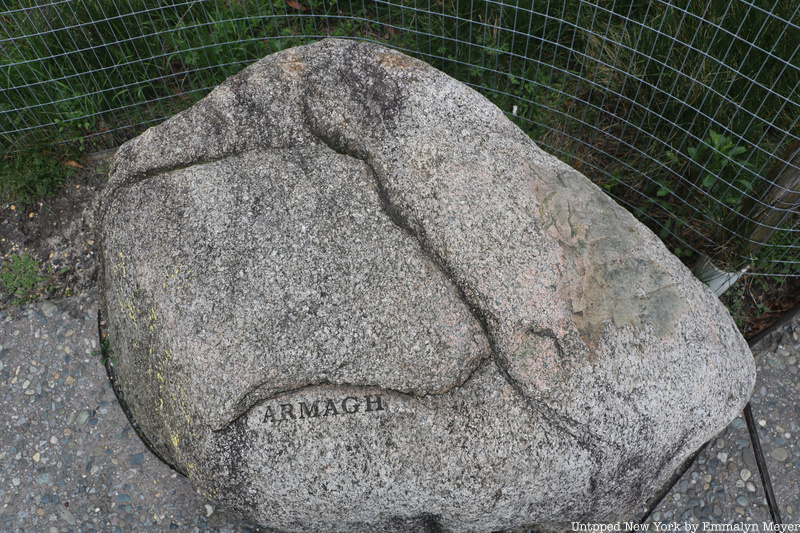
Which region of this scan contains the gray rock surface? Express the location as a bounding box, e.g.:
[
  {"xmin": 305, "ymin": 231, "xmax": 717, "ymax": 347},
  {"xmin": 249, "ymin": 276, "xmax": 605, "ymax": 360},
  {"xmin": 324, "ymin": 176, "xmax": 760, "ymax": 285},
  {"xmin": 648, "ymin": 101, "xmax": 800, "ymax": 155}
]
[{"xmin": 97, "ymin": 39, "xmax": 756, "ymax": 532}]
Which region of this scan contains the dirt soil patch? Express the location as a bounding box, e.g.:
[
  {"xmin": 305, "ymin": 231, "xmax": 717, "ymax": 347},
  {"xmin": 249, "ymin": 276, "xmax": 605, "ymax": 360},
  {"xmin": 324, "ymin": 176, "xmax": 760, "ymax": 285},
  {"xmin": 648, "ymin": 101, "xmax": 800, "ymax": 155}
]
[
  {"xmin": 1, "ymin": 149, "xmax": 799, "ymax": 340},
  {"xmin": 721, "ymin": 273, "xmax": 800, "ymax": 340},
  {"xmin": 0, "ymin": 151, "xmax": 112, "ymax": 309}
]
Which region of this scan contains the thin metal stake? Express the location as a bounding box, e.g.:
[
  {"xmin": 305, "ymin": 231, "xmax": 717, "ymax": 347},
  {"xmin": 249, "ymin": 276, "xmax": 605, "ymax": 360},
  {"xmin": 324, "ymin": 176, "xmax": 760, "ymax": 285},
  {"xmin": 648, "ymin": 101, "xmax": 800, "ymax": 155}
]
[{"xmin": 743, "ymin": 402, "xmax": 782, "ymax": 525}]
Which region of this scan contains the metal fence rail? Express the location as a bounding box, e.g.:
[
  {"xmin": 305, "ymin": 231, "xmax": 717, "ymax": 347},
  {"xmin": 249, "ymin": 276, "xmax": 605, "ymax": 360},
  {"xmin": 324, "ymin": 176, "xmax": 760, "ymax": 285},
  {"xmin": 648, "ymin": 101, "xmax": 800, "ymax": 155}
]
[{"xmin": 2, "ymin": 0, "xmax": 799, "ymax": 279}]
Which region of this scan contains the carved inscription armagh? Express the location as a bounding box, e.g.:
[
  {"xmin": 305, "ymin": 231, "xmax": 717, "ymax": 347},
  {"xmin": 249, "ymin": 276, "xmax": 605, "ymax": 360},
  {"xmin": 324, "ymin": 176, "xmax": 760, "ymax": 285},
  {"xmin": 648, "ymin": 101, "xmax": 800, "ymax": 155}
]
[{"xmin": 262, "ymin": 395, "xmax": 386, "ymax": 425}]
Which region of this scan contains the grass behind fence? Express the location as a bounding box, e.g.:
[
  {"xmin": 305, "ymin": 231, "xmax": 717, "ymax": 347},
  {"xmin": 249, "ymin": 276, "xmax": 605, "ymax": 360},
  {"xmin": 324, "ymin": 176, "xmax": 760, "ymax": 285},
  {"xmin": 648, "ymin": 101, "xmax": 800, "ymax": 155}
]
[{"xmin": 2, "ymin": 0, "xmax": 800, "ymax": 275}]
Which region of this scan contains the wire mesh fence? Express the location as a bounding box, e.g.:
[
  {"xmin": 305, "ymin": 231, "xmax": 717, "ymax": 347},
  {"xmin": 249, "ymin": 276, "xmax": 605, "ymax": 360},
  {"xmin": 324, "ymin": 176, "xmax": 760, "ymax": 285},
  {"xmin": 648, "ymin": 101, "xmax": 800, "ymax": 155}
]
[{"xmin": 2, "ymin": 0, "xmax": 800, "ymax": 279}]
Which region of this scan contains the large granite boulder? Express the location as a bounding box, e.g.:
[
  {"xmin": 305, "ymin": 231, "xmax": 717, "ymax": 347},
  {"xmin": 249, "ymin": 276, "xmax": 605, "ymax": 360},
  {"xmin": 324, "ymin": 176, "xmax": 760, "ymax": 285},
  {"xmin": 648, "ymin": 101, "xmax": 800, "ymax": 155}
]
[{"xmin": 98, "ymin": 39, "xmax": 755, "ymax": 532}]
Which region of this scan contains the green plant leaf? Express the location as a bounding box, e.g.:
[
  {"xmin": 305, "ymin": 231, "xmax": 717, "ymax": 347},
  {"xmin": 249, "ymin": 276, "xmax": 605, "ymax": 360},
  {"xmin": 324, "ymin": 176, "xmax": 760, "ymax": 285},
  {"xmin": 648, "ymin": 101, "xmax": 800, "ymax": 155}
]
[
  {"xmin": 730, "ymin": 146, "xmax": 747, "ymax": 157},
  {"xmin": 0, "ymin": 253, "xmax": 45, "ymax": 305}
]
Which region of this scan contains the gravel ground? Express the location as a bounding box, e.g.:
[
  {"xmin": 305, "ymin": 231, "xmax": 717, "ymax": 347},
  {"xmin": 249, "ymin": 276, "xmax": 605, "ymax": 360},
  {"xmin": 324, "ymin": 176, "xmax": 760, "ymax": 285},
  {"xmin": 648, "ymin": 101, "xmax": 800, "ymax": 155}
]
[
  {"xmin": 1, "ymin": 291, "xmax": 798, "ymax": 532},
  {"xmin": 0, "ymin": 293, "xmax": 272, "ymax": 533},
  {"xmin": 750, "ymin": 326, "xmax": 800, "ymax": 521}
]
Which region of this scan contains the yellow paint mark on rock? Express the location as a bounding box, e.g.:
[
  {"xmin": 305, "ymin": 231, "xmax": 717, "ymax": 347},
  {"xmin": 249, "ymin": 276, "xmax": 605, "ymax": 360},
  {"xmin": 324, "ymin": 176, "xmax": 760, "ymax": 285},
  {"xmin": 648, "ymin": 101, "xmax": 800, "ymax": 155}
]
[{"xmin": 117, "ymin": 252, "xmax": 127, "ymax": 277}]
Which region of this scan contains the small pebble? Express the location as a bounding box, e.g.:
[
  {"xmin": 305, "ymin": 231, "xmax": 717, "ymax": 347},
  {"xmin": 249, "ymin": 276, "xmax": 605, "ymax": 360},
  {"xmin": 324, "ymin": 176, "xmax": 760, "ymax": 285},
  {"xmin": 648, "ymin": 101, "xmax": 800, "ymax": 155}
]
[
  {"xmin": 740, "ymin": 469, "xmax": 751, "ymax": 482},
  {"xmin": 771, "ymin": 447, "xmax": 789, "ymax": 462},
  {"xmin": 742, "ymin": 448, "xmax": 757, "ymax": 470},
  {"xmin": 60, "ymin": 508, "xmax": 76, "ymax": 525},
  {"xmin": 40, "ymin": 302, "xmax": 57, "ymax": 318}
]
